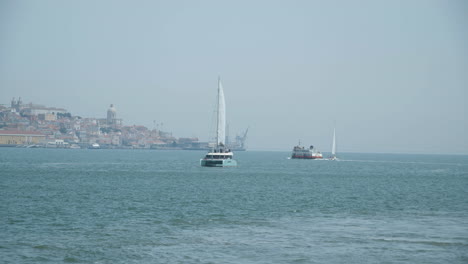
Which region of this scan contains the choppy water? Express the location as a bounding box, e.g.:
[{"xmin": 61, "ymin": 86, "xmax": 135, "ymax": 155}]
[{"xmin": 1, "ymin": 148, "xmax": 467, "ymax": 263}]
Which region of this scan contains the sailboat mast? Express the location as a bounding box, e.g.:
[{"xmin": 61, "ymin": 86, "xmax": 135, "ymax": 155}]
[
  {"xmin": 216, "ymin": 77, "xmax": 220, "ymax": 147},
  {"xmin": 332, "ymin": 127, "xmax": 336, "ymax": 156}
]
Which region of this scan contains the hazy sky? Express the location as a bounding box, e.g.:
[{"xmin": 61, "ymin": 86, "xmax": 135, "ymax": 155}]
[{"xmin": 1, "ymin": 0, "xmax": 467, "ymax": 154}]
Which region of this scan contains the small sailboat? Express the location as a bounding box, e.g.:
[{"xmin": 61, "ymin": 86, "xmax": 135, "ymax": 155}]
[
  {"xmin": 329, "ymin": 128, "xmax": 338, "ymax": 160},
  {"xmin": 200, "ymin": 77, "xmax": 237, "ymax": 167}
]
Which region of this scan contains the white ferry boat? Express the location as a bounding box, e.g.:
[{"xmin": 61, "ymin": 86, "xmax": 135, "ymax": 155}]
[{"xmin": 200, "ymin": 145, "xmax": 237, "ymax": 167}]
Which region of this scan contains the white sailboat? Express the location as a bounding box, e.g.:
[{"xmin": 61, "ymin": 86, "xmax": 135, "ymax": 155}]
[
  {"xmin": 329, "ymin": 127, "xmax": 338, "ymax": 160},
  {"xmin": 200, "ymin": 77, "xmax": 237, "ymax": 167}
]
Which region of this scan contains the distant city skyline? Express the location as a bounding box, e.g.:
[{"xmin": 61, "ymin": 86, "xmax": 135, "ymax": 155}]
[
  {"xmin": 0, "ymin": 96, "xmax": 248, "ymax": 150},
  {"xmin": 1, "ymin": 0, "xmax": 467, "ymax": 154}
]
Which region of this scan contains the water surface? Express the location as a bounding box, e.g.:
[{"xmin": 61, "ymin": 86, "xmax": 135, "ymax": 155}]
[{"xmin": 1, "ymin": 149, "xmax": 467, "ymax": 263}]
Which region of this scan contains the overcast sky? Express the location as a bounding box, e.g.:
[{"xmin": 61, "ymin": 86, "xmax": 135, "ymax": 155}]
[{"xmin": 1, "ymin": 0, "xmax": 467, "ymax": 154}]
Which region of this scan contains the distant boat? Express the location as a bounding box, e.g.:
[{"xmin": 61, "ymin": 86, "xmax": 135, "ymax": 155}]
[
  {"xmin": 46, "ymin": 139, "xmax": 69, "ymax": 148},
  {"xmin": 200, "ymin": 77, "xmax": 237, "ymax": 167},
  {"xmin": 70, "ymin": 144, "xmax": 81, "ymax": 149},
  {"xmin": 329, "ymin": 128, "xmax": 338, "ymax": 160},
  {"xmin": 291, "ymin": 141, "xmax": 323, "ymax": 159},
  {"xmin": 88, "ymin": 143, "xmax": 100, "ymax": 149}
]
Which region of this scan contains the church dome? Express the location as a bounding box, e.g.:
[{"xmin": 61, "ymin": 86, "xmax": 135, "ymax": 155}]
[
  {"xmin": 108, "ymin": 104, "xmax": 117, "ymax": 113},
  {"xmin": 107, "ymin": 104, "xmax": 117, "ymax": 125}
]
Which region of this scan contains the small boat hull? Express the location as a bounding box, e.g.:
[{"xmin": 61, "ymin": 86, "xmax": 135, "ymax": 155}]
[
  {"xmin": 291, "ymin": 156, "xmax": 323, "ymax": 159},
  {"xmin": 200, "ymin": 158, "xmax": 237, "ymax": 167}
]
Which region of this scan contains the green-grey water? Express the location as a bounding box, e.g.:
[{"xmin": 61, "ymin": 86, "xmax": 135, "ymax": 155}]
[{"xmin": 1, "ymin": 149, "xmax": 467, "ymax": 263}]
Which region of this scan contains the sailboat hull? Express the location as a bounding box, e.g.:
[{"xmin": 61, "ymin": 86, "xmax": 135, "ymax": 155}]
[{"xmin": 200, "ymin": 159, "xmax": 237, "ymax": 167}]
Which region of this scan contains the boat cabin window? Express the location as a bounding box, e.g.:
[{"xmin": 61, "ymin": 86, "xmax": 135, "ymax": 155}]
[{"xmin": 205, "ymin": 154, "xmax": 233, "ymax": 159}]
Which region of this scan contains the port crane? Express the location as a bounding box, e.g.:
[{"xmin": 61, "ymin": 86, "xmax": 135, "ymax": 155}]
[{"xmin": 235, "ymin": 127, "xmax": 249, "ymax": 149}]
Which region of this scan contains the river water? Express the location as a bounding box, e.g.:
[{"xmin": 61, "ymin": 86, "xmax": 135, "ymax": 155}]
[{"xmin": 1, "ymin": 149, "xmax": 467, "ymax": 263}]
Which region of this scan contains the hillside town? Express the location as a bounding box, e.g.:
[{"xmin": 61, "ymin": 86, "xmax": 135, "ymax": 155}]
[{"xmin": 0, "ymin": 97, "xmax": 248, "ymax": 150}]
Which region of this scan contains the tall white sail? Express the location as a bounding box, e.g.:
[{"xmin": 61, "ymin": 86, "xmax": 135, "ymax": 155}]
[
  {"xmin": 331, "ymin": 128, "xmax": 336, "ymax": 156},
  {"xmin": 216, "ymin": 78, "xmax": 226, "ymax": 146}
]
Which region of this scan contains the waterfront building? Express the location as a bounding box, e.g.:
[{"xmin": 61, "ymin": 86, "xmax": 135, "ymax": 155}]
[
  {"xmin": 21, "ymin": 103, "xmax": 67, "ymax": 116},
  {"xmin": 0, "ymin": 130, "xmax": 45, "ymax": 146}
]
